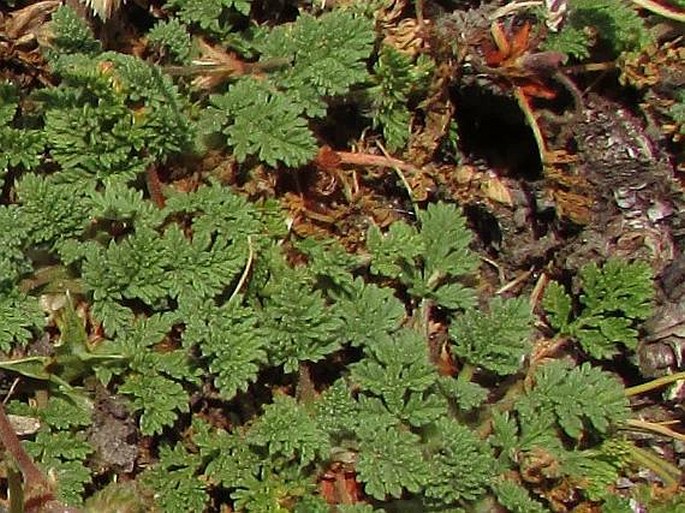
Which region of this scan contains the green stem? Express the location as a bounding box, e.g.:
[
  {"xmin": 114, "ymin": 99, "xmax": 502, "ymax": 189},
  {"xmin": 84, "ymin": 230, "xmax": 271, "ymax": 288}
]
[
  {"xmin": 626, "ymin": 444, "xmax": 682, "ymax": 487},
  {"xmin": 624, "ymin": 371, "xmax": 685, "ymax": 397}
]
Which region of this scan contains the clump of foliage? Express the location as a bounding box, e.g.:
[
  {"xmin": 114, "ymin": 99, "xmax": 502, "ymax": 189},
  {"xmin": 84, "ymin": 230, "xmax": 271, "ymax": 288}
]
[
  {"xmin": 0, "ymin": 181, "xmax": 648, "ymax": 511},
  {"xmin": 0, "ymin": 2, "xmax": 678, "ymax": 512},
  {"xmin": 201, "ymin": 10, "xmax": 375, "ymax": 167}
]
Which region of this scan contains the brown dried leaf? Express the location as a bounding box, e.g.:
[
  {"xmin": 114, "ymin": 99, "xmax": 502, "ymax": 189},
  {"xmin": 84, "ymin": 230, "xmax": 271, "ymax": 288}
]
[
  {"xmin": 4, "ymin": 1, "xmax": 60, "ymax": 42},
  {"xmin": 482, "ymin": 173, "xmax": 513, "ymax": 205}
]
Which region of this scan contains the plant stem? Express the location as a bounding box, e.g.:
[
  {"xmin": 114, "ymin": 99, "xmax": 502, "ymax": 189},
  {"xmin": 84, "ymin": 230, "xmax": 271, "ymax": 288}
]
[
  {"xmin": 624, "ymin": 371, "xmax": 685, "ymax": 396},
  {"xmin": 0, "ymin": 404, "xmax": 48, "ymax": 494},
  {"xmin": 626, "ymin": 444, "xmax": 682, "ymax": 487}
]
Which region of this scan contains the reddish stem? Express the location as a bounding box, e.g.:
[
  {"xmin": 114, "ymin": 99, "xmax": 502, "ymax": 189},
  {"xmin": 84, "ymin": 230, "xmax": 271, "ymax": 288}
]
[
  {"xmin": 0, "ymin": 405, "xmax": 47, "ymax": 491},
  {"xmin": 334, "ymin": 150, "xmax": 419, "ymax": 174},
  {"xmin": 145, "ymin": 165, "xmax": 166, "ymax": 208}
]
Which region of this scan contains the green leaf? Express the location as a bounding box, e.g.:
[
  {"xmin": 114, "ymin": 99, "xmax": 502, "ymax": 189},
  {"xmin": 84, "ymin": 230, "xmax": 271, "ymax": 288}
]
[
  {"xmin": 438, "ymin": 375, "xmax": 488, "ymax": 412},
  {"xmin": 547, "ymin": 259, "xmax": 654, "ymax": 359},
  {"xmin": 561, "ymin": 440, "xmax": 630, "ymax": 501},
  {"xmin": 295, "ymin": 237, "xmax": 361, "ymax": 295},
  {"xmin": 89, "ymin": 178, "xmax": 160, "ymax": 224},
  {"xmin": 367, "ymin": 221, "xmax": 421, "ymax": 280},
  {"xmin": 45, "ymin": 458, "xmax": 93, "ymax": 505},
  {"xmin": 48, "ymin": 5, "xmax": 101, "ymax": 55},
  {"xmin": 142, "ymin": 443, "xmax": 207, "ymax": 513},
  {"xmin": 491, "ymin": 479, "xmax": 547, "ymax": 513},
  {"xmin": 489, "ymin": 410, "xmax": 519, "ymax": 463},
  {"xmin": 542, "ymin": 281, "xmax": 573, "ymax": 332},
  {"xmin": 423, "ymin": 418, "xmax": 496, "ymax": 504},
  {"xmin": 357, "ymin": 424, "xmax": 429, "ymax": 499},
  {"xmin": 0, "ymin": 205, "xmax": 32, "ymax": 284},
  {"xmin": 37, "ymin": 396, "xmax": 92, "ymax": 430},
  {"xmin": 119, "ymin": 373, "xmax": 189, "ymax": 435},
  {"xmin": 451, "ymin": 296, "xmax": 532, "ymax": 375},
  {"xmin": 208, "ymin": 78, "xmax": 318, "ymax": 167},
  {"xmin": 367, "ymin": 203, "xmax": 477, "ymax": 307},
  {"xmin": 543, "ymin": 25, "xmax": 591, "ymax": 59},
  {"xmin": 23, "ymin": 425, "xmax": 93, "ymax": 503},
  {"xmin": 195, "ymin": 420, "xmax": 260, "ymax": 488},
  {"xmin": 167, "ymin": 0, "xmax": 250, "ymax": 36},
  {"xmin": 41, "ymin": 52, "xmax": 194, "ymax": 180},
  {"xmin": 260, "ymin": 271, "xmax": 343, "ymax": 373},
  {"xmin": 579, "ymin": 259, "xmax": 652, "ymax": 319},
  {"xmin": 196, "ymin": 302, "xmax": 267, "ymax": 400},
  {"xmin": 419, "ymin": 202, "xmax": 478, "ymax": 282},
  {"xmin": 231, "ymin": 468, "xmax": 314, "ymax": 513},
  {"xmin": 162, "ymin": 177, "xmax": 270, "ymax": 247},
  {"xmin": 16, "ymin": 173, "xmax": 94, "ymax": 248},
  {"xmin": 432, "ymin": 282, "xmax": 477, "ymax": 311},
  {"xmin": 259, "ymin": 11, "xmax": 375, "ymax": 117},
  {"xmin": 567, "ymin": 0, "xmax": 651, "ymax": 54},
  {"xmin": 367, "ymin": 46, "xmax": 415, "ymax": 151},
  {"xmin": 351, "ymin": 329, "xmax": 439, "ymax": 426},
  {"xmin": 521, "ymin": 360, "xmax": 629, "ymax": 440},
  {"xmin": 28, "ymin": 430, "xmax": 93, "ymax": 461},
  {"xmin": 313, "ymin": 378, "xmax": 360, "ymax": 436},
  {"xmin": 334, "ymin": 278, "xmax": 406, "ymax": 348},
  {"xmin": 246, "ymin": 394, "xmax": 330, "ymax": 467},
  {"xmin": 0, "ymin": 286, "xmax": 45, "ymax": 352},
  {"xmin": 0, "ymin": 123, "xmax": 44, "ymax": 175},
  {"xmin": 148, "ymin": 18, "xmax": 192, "ymax": 64}
]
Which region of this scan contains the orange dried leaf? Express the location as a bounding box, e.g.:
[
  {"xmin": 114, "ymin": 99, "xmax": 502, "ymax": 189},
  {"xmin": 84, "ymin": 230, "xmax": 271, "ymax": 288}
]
[
  {"xmin": 510, "ymin": 22, "xmax": 531, "ymax": 57},
  {"xmin": 314, "ymin": 145, "xmax": 342, "ymax": 171}
]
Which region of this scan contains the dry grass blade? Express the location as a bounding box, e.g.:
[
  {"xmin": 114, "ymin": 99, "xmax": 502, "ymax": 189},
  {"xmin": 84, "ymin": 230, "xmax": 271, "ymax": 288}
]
[
  {"xmin": 81, "ymin": 0, "xmax": 124, "ymax": 21},
  {"xmin": 630, "ymin": 0, "xmax": 685, "ymax": 22}
]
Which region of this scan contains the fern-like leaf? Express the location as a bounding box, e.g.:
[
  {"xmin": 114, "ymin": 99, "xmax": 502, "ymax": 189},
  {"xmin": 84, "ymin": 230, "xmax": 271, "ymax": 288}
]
[
  {"xmin": 543, "ymin": 259, "xmax": 653, "ymax": 359},
  {"xmin": 246, "ymin": 394, "xmax": 330, "ymax": 467},
  {"xmin": 450, "ymin": 296, "xmax": 532, "ymax": 375},
  {"xmin": 207, "ymin": 78, "xmax": 317, "ymax": 167}
]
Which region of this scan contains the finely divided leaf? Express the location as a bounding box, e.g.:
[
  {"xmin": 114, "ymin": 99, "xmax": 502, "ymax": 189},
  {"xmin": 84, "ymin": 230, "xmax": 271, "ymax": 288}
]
[
  {"xmin": 246, "ymin": 394, "xmax": 330, "ymax": 467},
  {"xmin": 209, "ymin": 78, "xmax": 317, "ymax": 167},
  {"xmin": 334, "ymin": 278, "xmax": 406, "ymax": 348},
  {"xmin": 259, "ymin": 272, "xmax": 343, "ymax": 373},
  {"xmin": 542, "ymin": 280, "xmax": 573, "ymax": 332},
  {"xmin": 367, "ymin": 221, "xmax": 421, "ymax": 279},
  {"xmin": 423, "ymin": 418, "xmax": 496, "ymax": 504},
  {"xmin": 357, "ymin": 425, "xmax": 428, "ymax": 499},
  {"xmin": 524, "ymin": 360, "xmax": 630, "ymax": 440},
  {"xmin": 260, "ymin": 11, "xmax": 375, "ymax": 117},
  {"xmin": 545, "ymin": 259, "xmax": 653, "ymax": 359},
  {"xmin": 0, "ymin": 286, "xmax": 45, "ymax": 352},
  {"xmin": 419, "ymin": 202, "xmax": 478, "ymax": 281},
  {"xmin": 119, "ymin": 373, "xmax": 189, "ymax": 435},
  {"xmin": 351, "ymin": 329, "xmax": 442, "ymax": 426},
  {"xmin": 198, "ymin": 302, "xmax": 267, "ymax": 400},
  {"xmin": 450, "ymin": 296, "xmax": 532, "ymax": 375}
]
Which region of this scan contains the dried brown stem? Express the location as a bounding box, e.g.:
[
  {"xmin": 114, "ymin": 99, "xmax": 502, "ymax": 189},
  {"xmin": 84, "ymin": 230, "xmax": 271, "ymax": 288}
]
[{"xmin": 334, "ymin": 150, "xmax": 420, "ymax": 174}]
